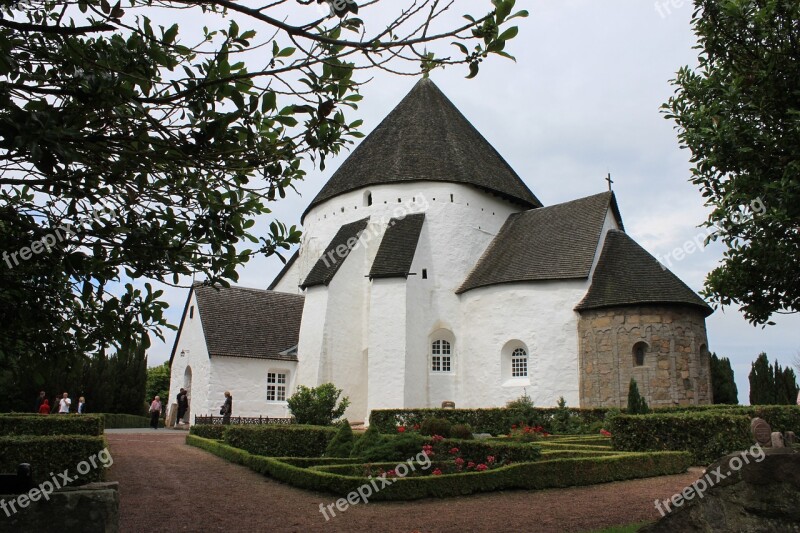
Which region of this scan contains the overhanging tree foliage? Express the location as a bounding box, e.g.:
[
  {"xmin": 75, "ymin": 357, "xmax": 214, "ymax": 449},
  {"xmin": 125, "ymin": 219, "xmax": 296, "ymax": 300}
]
[
  {"xmin": 663, "ymin": 0, "xmax": 800, "ymax": 325},
  {"xmin": 0, "ymin": 0, "xmax": 527, "ymax": 398},
  {"xmin": 710, "ymin": 352, "xmax": 738, "ymax": 404}
]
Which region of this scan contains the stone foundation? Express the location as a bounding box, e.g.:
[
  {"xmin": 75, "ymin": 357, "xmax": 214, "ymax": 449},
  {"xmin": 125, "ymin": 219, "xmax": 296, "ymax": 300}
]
[{"xmin": 578, "ymin": 305, "xmax": 711, "ymax": 408}]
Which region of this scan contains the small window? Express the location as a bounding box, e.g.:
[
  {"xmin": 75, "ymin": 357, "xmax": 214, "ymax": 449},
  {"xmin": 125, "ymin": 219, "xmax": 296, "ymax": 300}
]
[
  {"xmin": 398, "ymin": 198, "xmax": 402, "ymax": 203},
  {"xmin": 267, "ymin": 372, "xmax": 287, "ymax": 402},
  {"xmin": 189, "ymin": 306, "xmax": 194, "ymax": 319},
  {"xmin": 511, "ymin": 348, "xmax": 528, "ymax": 377},
  {"xmin": 633, "ymin": 342, "xmax": 648, "ymax": 367},
  {"xmin": 422, "ymin": 269, "xmax": 428, "ymax": 279},
  {"xmin": 431, "ymin": 340, "xmax": 452, "ymax": 372},
  {"xmin": 340, "ymin": 207, "xmax": 344, "ymax": 213},
  {"xmin": 450, "ymin": 194, "xmax": 454, "ymax": 203},
  {"xmin": 364, "ymin": 191, "xmax": 373, "ymax": 206}
]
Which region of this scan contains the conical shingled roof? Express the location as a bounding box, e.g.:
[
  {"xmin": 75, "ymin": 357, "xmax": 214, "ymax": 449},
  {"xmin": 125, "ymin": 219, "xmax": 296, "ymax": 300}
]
[
  {"xmin": 575, "ymin": 230, "xmax": 712, "ymax": 316},
  {"xmin": 302, "ymin": 78, "xmax": 541, "ymax": 220}
]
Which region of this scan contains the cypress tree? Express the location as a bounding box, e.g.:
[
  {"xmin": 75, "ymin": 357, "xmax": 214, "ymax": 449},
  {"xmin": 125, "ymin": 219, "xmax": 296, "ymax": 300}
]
[
  {"xmin": 749, "ymin": 353, "xmax": 775, "ymax": 405},
  {"xmin": 710, "ymin": 353, "xmax": 738, "ymax": 404},
  {"xmin": 627, "ymin": 378, "xmax": 650, "ymax": 414}
]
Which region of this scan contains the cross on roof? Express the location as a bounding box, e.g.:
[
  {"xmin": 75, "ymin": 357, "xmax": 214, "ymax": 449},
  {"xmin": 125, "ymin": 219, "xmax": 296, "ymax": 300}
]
[{"xmin": 606, "ymin": 173, "xmax": 614, "ymax": 191}]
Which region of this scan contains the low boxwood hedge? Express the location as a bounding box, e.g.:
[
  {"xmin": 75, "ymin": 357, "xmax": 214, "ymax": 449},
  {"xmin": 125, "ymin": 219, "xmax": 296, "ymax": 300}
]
[
  {"xmin": 189, "ymin": 425, "xmax": 227, "ymax": 440},
  {"xmin": 0, "ymin": 414, "xmax": 103, "ymax": 436},
  {"xmin": 0, "ymin": 435, "xmax": 108, "ymax": 484},
  {"xmin": 100, "ymin": 413, "xmax": 163, "ymax": 429},
  {"xmin": 607, "ymin": 412, "xmax": 752, "ymax": 464},
  {"xmin": 187, "ymin": 435, "xmax": 691, "ymax": 501},
  {"xmin": 223, "ymin": 425, "xmax": 336, "ymax": 457}
]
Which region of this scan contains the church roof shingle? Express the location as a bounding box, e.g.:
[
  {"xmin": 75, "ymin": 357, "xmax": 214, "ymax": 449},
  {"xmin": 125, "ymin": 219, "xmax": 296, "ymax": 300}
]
[
  {"xmin": 301, "ymin": 217, "xmax": 370, "ymax": 289},
  {"xmin": 302, "ymin": 79, "xmax": 541, "ymax": 221},
  {"xmin": 575, "ymin": 229, "xmax": 712, "ymax": 315},
  {"xmin": 457, "ymin": 192, "xmax": 620, "ymax": 293},
  {"xmin": 193, "ymin": 283, "xmax": 305, "ymax": 360},
  {"xmin": 369, "ymin": 213, "xmax": 425, "ymax": 279}
]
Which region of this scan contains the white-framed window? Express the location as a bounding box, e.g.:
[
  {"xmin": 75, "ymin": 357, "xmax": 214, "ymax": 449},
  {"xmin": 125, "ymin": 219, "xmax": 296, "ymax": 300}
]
[
  {"xmin": 267, "ymin": 372, "xmax": 287, "ymax": 402},
  {"xmin": 511, "ymin": 348, "xmax": 528, "ymax": 377},
  {"xmin": 431, "ymin": 340, "xmax": 452, "ymax": 372}
]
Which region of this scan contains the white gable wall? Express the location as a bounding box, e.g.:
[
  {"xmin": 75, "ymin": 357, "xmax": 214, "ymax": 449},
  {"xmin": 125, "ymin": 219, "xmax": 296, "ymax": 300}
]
[
  {"xmin": 208, "ymin": 356, "xmax": 297, "ymax": 418},
  {"xmin": 167, "ymin": 292, "xmax": 212, "ymax": 421}
]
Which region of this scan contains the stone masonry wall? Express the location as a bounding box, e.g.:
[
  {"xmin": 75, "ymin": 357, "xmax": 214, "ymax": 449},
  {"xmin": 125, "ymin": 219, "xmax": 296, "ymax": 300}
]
[{"xmin": 578, "ymin": 305, "xmax": 712, "ymax": 408}]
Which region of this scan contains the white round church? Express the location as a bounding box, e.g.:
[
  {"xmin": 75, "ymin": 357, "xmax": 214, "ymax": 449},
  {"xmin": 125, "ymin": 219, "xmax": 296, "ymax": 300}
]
[{"xmin": 167, "ymin": 79, "xmax": 714, "ymax": 424}]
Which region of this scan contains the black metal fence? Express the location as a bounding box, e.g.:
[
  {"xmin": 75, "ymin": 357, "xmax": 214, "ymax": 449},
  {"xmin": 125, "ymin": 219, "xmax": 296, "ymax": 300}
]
[{"xmin": 193, "ymin": 415, "xmax": 295, "ymax": 425}]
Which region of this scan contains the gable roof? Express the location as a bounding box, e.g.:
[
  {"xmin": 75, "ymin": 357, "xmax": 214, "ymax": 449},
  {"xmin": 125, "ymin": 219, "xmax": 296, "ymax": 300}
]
[
  {"xmin": 190, "ymin": 283, "xmax": 305, "ymax": 360},
  {"xmin": 302, "ymin": 78, "xmax": 541, "ymax": 221},
  {"xmin": 267, "ymin": 249, "xmax": 299, "ymax": 291},
  {"xmin": 457, "ymin": 192, "xmax": 621, "ymax": 294},
  {"xmin": 301, "ymin": 217, "xmax": 369, "ymax": 289},
  {"xmin": 575, "ymin": 230, "xmax": 712, "ymax": 315},
  {"xmin": 369, "ymin": 213, "xmax": 425, "ymax": 279}
]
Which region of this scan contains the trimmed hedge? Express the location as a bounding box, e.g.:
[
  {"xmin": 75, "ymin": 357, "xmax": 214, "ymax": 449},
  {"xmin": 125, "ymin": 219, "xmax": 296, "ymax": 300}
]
[
  {"xmin": 100, "ymin": 413, "xmax": 162, "ymax": 429},
  {"xmin": 370, "ymin": 408, "xmax": 609, "ymax": 435},
  {"xmin": 189, "ymin": 425, "xmax": 227, "ymax": 440},
  {"xmin": 187, "ymin": 435, "xmax": 691, "ymax": 501},
  {"xmin": 223, "ymin": 425, "xmax": 336, "ymax": 457},
  {"xmin": 0, "ymin": 435, "xmax": 108, "ymax": 484},
  {"xmin": 608, "ymin": 412, "xmax": 752, "ymax": 464},
  {"xmin": 0, "ymin": 415, "xmax": 103, "ymax": 436}
]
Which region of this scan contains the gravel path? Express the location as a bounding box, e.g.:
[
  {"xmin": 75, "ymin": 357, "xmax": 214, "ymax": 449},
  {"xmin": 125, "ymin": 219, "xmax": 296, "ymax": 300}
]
[{"xmin": 106, "ymin": 431, "xmax": 701, "ymax": 533}]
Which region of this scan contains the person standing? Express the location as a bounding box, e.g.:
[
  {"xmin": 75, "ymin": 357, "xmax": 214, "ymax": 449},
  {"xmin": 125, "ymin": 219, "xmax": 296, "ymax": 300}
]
[
  {"xmin": 77, "ymin": 396, "xmax": 86, "ymax": 414},
  {"xmin": 221, "ymin": 391, "xmax": 232, "ymax": 425},
  {"xmin": 38, "ymin": 399, "xmax": 50, "ymax": 415},
  {"xmin": 35, "ymin": 391, "xmax": 46, "ymax": 413},
  {"xmin": 149, "ymin": 396, "xmax": 162, "ymax": 429},
  {"xmin": 58, "ymin": 392, "xmax": 71, "ymax": 414},
  {"xmin": 176, "ymin": 388, "xmax": 189, "ymax": 425}
]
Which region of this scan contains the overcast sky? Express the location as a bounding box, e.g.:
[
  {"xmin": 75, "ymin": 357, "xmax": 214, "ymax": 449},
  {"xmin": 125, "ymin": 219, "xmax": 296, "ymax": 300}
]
[{"xmin": 143, "ymin": 1, "xmax": 800, "ymax": 404}]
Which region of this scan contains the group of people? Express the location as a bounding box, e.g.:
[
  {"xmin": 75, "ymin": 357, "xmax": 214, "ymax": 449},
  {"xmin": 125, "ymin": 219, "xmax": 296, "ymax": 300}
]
[
  {"xmin": 35, "ymin": 391, "xmax": 86, "ymax": 414},
  {"xmin": 147, "ymin": 387, "xmax": 193, "ymax": 429}
]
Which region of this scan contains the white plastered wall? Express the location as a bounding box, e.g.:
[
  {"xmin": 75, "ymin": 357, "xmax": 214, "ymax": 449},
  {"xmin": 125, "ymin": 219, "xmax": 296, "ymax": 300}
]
[
  {"xmin": 167, "ymin": 292, "xmax": 212, "ymax": 423},
  {"xmin": 208, "ymin": 356, "xmax": 297, "ymax": 418}
]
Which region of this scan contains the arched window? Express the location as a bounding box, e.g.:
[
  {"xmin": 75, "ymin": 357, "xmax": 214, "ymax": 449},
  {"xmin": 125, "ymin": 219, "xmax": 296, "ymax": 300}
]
[
  {"xmin": 511, "ymin": 348, "xmax": 528, "ymax": 377},
  {"xmin": 431, "ymin": 340, "xmax": 452, "ymax": 372},
  {"xmin": 633, "ymin": 342, "xmax": 649, "ymax": 367},
  {"xmin": 363, "ymin": 190, "xmax": 373, "ymax": 206}
]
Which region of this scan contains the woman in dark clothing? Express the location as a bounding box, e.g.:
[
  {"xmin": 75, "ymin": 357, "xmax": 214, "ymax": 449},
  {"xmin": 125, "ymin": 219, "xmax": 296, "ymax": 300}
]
[{"xmin": 221, "ymin": 391, "xmax": 232, "ymax": 425}]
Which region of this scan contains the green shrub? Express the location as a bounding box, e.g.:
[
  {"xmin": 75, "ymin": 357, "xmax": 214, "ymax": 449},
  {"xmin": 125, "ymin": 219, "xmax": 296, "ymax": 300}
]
[
  {"xmin": 607, "ymin": 412, "xmax": 751, "ymax": 464},
  {"xmin": 188, "ymin": 434, "xmax": 690, "ymax": 501},
  {"xmin": 224, "ymin": 425, "xmax": 336, "ymax": 458},
  {"xmin": 0, "ymin": 435, "xmax": 108, "ymax": 484},
  {"xmin": 189, "ymin": 425, "xmax": 226, "ymax": 440},
  {"xmin": 444, "ymin": 438, "xmax": 541, "ymax": 464},
  {"xmin": 287, "ymin": 383, "xmax": 350, "ymax": 426},
  {"xmin": 420, "ymin": 417, "xmax": 451, "ymax": 438},
  {"xmin": 325, "ymin": 421, "xmax": 356, "ymax": 458},
  {"xmin": 627, "ymin": 379, "xmax": 650, "ymax": 414},
  {"xmin": 357, "ymin": 433, "xmax": 427, "ymax": 462},
  {"xmin": 0, "ymin": 414, "xmax": 103, "ymax": 436},
  {"xmin": 450, "ymin": 424, "xmax": 473, "ymax": 440},
  {"xmin": 350, "ymin": 425, "xmax": 385, "ymax": 458}
]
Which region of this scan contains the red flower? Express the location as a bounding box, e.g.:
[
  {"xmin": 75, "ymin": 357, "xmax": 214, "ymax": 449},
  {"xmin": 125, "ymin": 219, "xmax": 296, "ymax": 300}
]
[
  {"xmin": 511, "ymin": 424, "xmax": 517, "ymax": 429},
  {"xmin": 600, "ymin": 429, "xmax": 612, "ymax": 437},
  {"xmin": 449, "ymin": 447, "xmax": 460, "ymax": 455},
  {"xmin": 476, "ymin": 464, "xmax": 488, "ymax": 472},
  {"xmin": 432, "ymin": 468, "xmax": 442, "ymax": 476},
  {"xmin": 454, "ymin": 457, "xmax": 465, "ymax": 466},
  {"xmin": 386, "ymin": 469, "xmax": 397, "ymax": 478},
  {"xmin": 397, "ymin": 426, "xmax": 406, "ymax": 433},
  {"xmin": 413, "ymin": 424, "xmax": 421, "ymax": 430},
  {"xmin": 467, "ymin": 461, "xmax": 475, "ymax": 469},
  {"xmin": 486, "ymin": 455, "xmax": 495, "ymax": 464},
  {"xmin": 422, "ymin": 444, "xmax": 435, "ymax": 457},
  {"xmin": 431, "ymin": 435, "xmax": 445, "ymax": 443}
]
